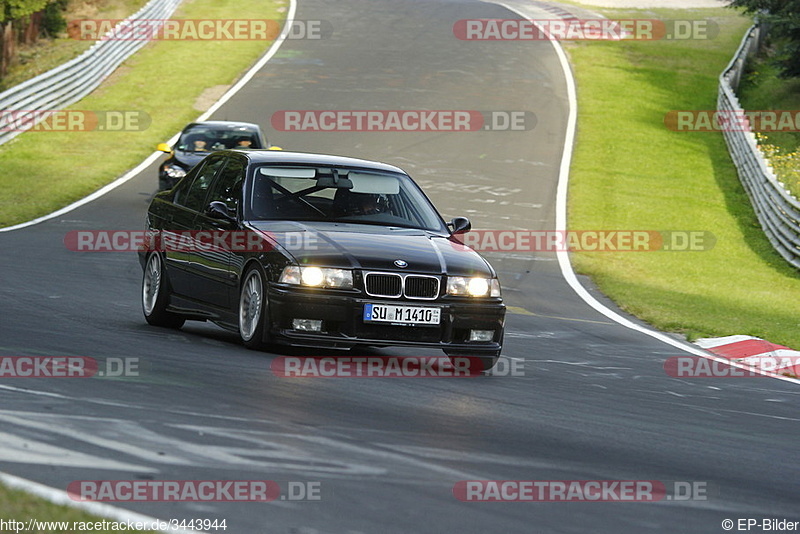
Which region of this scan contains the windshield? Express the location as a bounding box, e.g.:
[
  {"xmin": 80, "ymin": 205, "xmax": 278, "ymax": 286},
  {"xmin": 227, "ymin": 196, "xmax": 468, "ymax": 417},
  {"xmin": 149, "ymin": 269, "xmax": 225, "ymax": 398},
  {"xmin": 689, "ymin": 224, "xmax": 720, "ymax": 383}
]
[
  {"xmin": 247, "ymin": 165, "xmax": 448, "ymax": 232},
  {"xmin": 176, "ymin": 124, "xmax": 262, "ymax": 153}
]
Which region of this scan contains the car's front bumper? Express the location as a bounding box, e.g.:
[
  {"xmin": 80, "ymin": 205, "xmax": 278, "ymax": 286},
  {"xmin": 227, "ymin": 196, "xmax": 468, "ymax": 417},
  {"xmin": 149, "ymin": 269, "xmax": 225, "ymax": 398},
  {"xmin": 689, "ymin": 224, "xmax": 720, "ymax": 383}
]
[
  {"xmin": 158, "ymin": 170, "xmax": 183, "ymax": 191},
  {"xmin": 266, "ymin": 285, "xmax": 505, "ymax": 354}
]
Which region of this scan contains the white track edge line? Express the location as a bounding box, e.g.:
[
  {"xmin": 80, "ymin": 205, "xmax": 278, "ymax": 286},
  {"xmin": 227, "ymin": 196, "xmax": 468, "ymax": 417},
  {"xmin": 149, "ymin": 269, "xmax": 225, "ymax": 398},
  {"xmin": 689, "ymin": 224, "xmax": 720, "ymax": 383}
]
[
  {"xmin": 1, "ymin": 0, "xmax": 298, "ymax": 528},
  {"xmin": 497, "ymin": 1, "xmax": 800, "ymax": 385},
  {"xmin": 0, "ymin": 472, "xmax": 207, "ymax": 533},
  {"xmin": 0, "ymin": 0, "xmax": 298, "ymax": 233}
]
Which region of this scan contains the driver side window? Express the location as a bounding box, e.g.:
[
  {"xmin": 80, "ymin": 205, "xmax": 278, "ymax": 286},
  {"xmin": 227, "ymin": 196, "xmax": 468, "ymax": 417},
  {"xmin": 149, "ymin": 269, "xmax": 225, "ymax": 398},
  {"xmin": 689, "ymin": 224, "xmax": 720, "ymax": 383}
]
[
  {"xmin": 180, "ymin": 156, "xmax": 226, "ymax": 212},
  {"xmin": 207, "ymin": 157, "xmax": 245, "ymax": 214}
]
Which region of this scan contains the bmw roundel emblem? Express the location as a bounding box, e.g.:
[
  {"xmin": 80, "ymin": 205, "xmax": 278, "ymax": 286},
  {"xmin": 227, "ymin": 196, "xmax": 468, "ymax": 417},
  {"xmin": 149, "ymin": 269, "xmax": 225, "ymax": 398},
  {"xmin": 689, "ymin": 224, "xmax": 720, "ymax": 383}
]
[{"xmin": 394, "ymin": 259, "xmax": 408, "ymax": 268}]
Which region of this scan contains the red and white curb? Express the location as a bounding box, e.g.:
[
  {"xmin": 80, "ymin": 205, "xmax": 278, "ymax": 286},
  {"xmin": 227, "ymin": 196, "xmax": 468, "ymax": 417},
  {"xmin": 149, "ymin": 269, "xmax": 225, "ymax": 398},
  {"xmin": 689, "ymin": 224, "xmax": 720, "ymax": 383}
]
[{"xmin": 695, "ymin": 335, "xmax": 800, "ymax": 378}]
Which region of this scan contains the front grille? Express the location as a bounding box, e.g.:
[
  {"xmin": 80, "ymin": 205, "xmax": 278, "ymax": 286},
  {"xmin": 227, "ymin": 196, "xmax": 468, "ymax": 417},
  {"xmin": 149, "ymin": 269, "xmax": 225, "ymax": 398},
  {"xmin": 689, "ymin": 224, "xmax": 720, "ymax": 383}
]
[
  {"xmin": 364, "ymin": 272, "xmax": 440, "ymax": 300},
  {"xmin": 364, "ymin": 273, "xmax": 402, "ymax": 298},
  {"xmin": 404, "ymin": 276, "xmax": 439, "ymax": 299}
]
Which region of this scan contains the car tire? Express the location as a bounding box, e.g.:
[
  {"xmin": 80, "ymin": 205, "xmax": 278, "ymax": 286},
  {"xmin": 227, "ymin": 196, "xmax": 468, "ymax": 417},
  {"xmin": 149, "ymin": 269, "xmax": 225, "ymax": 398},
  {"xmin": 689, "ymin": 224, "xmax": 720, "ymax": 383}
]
[
  {"xmin": 142, "ymin": 253, "xmax": 185, "ymax": 329},
  {"xmin": 239, "ymin": 265, "xmax": 271, "ymax": 350}
]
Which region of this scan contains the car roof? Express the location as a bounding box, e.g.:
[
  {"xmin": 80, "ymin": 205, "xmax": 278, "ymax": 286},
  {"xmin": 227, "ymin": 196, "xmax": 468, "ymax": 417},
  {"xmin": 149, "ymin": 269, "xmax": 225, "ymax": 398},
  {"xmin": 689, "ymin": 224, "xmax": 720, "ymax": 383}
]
[
  {"xmin": 227, "ymin": 150, "xmax": 407, "ymax": 174},
  {"xmin": 183, "ymin": 121, "xmax": 262, "ymax": 131}
]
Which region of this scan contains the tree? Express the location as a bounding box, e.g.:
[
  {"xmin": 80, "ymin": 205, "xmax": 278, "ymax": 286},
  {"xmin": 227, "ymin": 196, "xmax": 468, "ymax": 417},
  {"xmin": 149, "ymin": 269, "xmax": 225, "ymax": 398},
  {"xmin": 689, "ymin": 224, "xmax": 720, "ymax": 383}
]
[
  {"xmin": 729, "ymin": 0, "xmax": 800, "ymax": 77},
  {"xmin": 0, "ymin": 0, "xmax": 56, "ymax": 78},
  {"xmin": 0, "ymin": 0, "xmax": 50, "ymax": 23}
]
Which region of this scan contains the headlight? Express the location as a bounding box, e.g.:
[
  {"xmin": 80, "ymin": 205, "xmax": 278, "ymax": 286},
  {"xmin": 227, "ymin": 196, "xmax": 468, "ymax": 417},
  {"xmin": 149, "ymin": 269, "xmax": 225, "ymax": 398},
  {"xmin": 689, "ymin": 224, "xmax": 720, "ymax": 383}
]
[
  {"xmin": 447, "ymin": 276, "xmax": 501, "ymax": 297},
  {"xmin": 279, "ymin": 266, "xmax": 353, "ymax": 289},
  {"xmin": 164, "ymin": 164, "xmax": 186, "ymax": 179},
  {"xmin": 301, "ymin": 267, "xmax": 324, "ymax": 286}
]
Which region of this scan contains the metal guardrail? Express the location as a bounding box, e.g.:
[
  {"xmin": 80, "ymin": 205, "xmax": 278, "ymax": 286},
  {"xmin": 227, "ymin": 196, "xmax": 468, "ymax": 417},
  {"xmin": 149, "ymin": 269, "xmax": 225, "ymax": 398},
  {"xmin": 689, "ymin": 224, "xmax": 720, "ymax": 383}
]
[
  {"xmin": 0, "ymin": 0, "xmax": 183, "ymax": 146},
  {"xmin": 719, "ymin": 24, "xmax": 800, "ymax": 270}
]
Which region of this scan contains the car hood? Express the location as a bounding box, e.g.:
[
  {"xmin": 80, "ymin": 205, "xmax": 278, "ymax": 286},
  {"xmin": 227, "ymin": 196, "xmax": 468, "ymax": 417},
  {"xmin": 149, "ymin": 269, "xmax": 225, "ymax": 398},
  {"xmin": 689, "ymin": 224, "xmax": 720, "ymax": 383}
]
[
  {"xmin": 173, "ymin": 150, "xmax": 212, "ymax": 168},
  {"xmin": 247, "ymin": 221, "xmax": 495, "ymax": 277}
]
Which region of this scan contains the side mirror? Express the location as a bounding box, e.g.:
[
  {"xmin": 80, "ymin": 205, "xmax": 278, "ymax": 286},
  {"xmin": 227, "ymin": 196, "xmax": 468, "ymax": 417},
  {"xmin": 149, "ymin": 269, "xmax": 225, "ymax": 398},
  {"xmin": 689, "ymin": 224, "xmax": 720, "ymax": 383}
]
[
  {"xmin": 449, "ymin": 217, "xmax": 471, "ymax": 235},
  {"xmin": 206, "ymin": 201, "xmax": 237, "ymax": 223},
  {"xmin": 156, "ymin": 143, "xmax": 172, "ymax": 153}
]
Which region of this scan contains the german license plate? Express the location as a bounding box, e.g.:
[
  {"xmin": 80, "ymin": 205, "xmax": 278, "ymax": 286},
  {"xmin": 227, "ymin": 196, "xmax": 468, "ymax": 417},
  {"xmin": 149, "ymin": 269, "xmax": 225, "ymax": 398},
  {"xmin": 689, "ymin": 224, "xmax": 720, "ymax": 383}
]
[{"xmin": 363, "ymin": 303, "xmax": 441, "ymax": 326}]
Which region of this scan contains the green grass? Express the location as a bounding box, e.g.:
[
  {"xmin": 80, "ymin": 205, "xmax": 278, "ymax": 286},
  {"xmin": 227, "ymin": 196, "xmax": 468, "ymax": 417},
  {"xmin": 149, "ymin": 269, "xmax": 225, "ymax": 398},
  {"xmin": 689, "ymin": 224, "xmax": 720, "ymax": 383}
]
[
  {"xmin": 0, "ymin": 0, "xmax": 283, "ymax": 525},
  {"xmin": 737, "ymin": 55, "xmax": 800, "ymax": 199},
  {"xmin": 567, "ymin": 8, "xmax": 800, "ymax": 348},
  {"xmin": 1, "ymin": 40, "xmax": 93, "ymax": 92},
  {"xmin": 0, "ymin": 481, "xmax": 157, "ymax": 533},
  {"xmin": 0, "ymin": 0, "xmax": 150, "ymax": 91},
  {"xmin": 738, "ymin": 55, "xmax": 800, "ymax": 151},
  {"xmin": 0, "ymin": 0, "xmax": 286, "ymax": 227}
]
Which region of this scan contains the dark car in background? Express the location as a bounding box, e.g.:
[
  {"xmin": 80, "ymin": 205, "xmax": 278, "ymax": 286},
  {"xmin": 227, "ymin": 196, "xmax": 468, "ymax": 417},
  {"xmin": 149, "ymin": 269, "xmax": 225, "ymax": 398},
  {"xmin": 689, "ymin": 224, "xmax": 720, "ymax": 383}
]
[
  {"xmin": 156, "ymin": 120, "xmax": 274, "ymax": 190},
  {"xmin": 140, "ymin": 150, "xmax": 505, "ymax": 369}
]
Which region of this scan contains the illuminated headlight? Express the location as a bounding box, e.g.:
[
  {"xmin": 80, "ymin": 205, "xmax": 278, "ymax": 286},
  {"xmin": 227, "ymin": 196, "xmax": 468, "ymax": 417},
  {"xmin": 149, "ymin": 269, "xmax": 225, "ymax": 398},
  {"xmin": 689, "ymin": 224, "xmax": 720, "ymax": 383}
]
[
  {"xmin": 279, "ymin": 266, "xmax": 353, "ymax": 289},
  {"xmin": 164, "ymin": 164, "xmax": 186, "ymax": 179},
  {"xmin": 447, "ymin": 277, "xmax": 501, "ymax": 297}
]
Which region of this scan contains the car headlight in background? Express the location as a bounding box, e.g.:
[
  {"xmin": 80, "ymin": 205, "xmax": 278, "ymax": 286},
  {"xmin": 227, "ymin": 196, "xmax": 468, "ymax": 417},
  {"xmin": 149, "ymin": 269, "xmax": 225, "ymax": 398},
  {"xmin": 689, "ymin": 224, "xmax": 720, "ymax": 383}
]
[
  {"xmin": 279, "ymin": 266, "xmax": 353, "ymax": 289},
  {"xmin": 163, "ymin": 164, "xmax": 186, "ymax": 179},
  {"xmin": 447, "ymin": 276, "xmax": 501, "ymax": 297}
]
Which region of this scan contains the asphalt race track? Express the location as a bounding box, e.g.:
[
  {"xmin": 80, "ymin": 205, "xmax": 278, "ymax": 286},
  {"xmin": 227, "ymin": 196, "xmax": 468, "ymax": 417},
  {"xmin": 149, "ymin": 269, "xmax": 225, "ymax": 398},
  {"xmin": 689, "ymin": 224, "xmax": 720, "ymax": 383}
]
[{"xmin": 0, "ymin": 0, "xmax": 798, "ymax": 533}]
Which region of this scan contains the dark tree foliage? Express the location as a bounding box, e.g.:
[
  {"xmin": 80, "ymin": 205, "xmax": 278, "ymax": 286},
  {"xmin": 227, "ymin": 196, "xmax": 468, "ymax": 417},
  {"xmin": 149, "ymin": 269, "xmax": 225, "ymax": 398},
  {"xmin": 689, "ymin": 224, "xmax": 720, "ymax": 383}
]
[
  {"xmin": 42, "ymin": 0, "xmax": 67, "ymax": 36},
  {"xmin": 0, "ymin": 1, "xmax": 66, "ymax": 78},
  {"xmin": 729, "ymin": 0, "xmax": 800, "ymax": 77},
  {"xmin": 0, "ymin": 0, "xmax": 50, "ymax": 23}
]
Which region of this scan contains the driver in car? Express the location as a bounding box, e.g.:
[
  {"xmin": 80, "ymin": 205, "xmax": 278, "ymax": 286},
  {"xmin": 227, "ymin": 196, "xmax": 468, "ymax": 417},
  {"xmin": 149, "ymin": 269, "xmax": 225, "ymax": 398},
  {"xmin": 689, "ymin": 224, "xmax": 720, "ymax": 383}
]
[
  {"xmin": 350, "ymin": 193, "xmax": 383, "ymax": 216},
  {"xmin": 189, "ymin": 137, "xmax": 209, "ymax": 152}
]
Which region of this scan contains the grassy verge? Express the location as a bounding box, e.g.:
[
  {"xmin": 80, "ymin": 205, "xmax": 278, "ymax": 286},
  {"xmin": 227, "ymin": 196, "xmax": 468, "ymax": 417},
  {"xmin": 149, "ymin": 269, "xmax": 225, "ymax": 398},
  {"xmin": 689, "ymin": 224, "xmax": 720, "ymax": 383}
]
[
  {"xmin": 738, "ymin": 55, "xmax": 800, "ymax": 151},
  {"xmin": 0, "ymin": 0, "xmax": 286, "ymax": 227},
  {"xmin": 0, "ymin": 0, "xmax": 149, "ymax": 92},
  {"xmin": 566, "ymin": 7, "xmax": 800, "ymax": 348},
  {"xmin": 0, "ymin": 0, "xmax": 283, "ymax": 521},
  {"xmin": 737, "ymin": 55, "xmax": 800, "ymax": 199},
  {"xmin": 0, "ymin": 481, "xmax": 157, "ymax": 533}
]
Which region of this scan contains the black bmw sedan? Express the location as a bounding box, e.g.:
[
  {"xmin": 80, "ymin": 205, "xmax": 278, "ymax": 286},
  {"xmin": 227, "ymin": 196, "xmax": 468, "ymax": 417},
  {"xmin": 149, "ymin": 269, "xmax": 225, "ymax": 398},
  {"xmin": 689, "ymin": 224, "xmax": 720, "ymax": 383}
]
[{"xmin": 139, "ymin": 150, "xmax": 505, "ymax": 369}]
